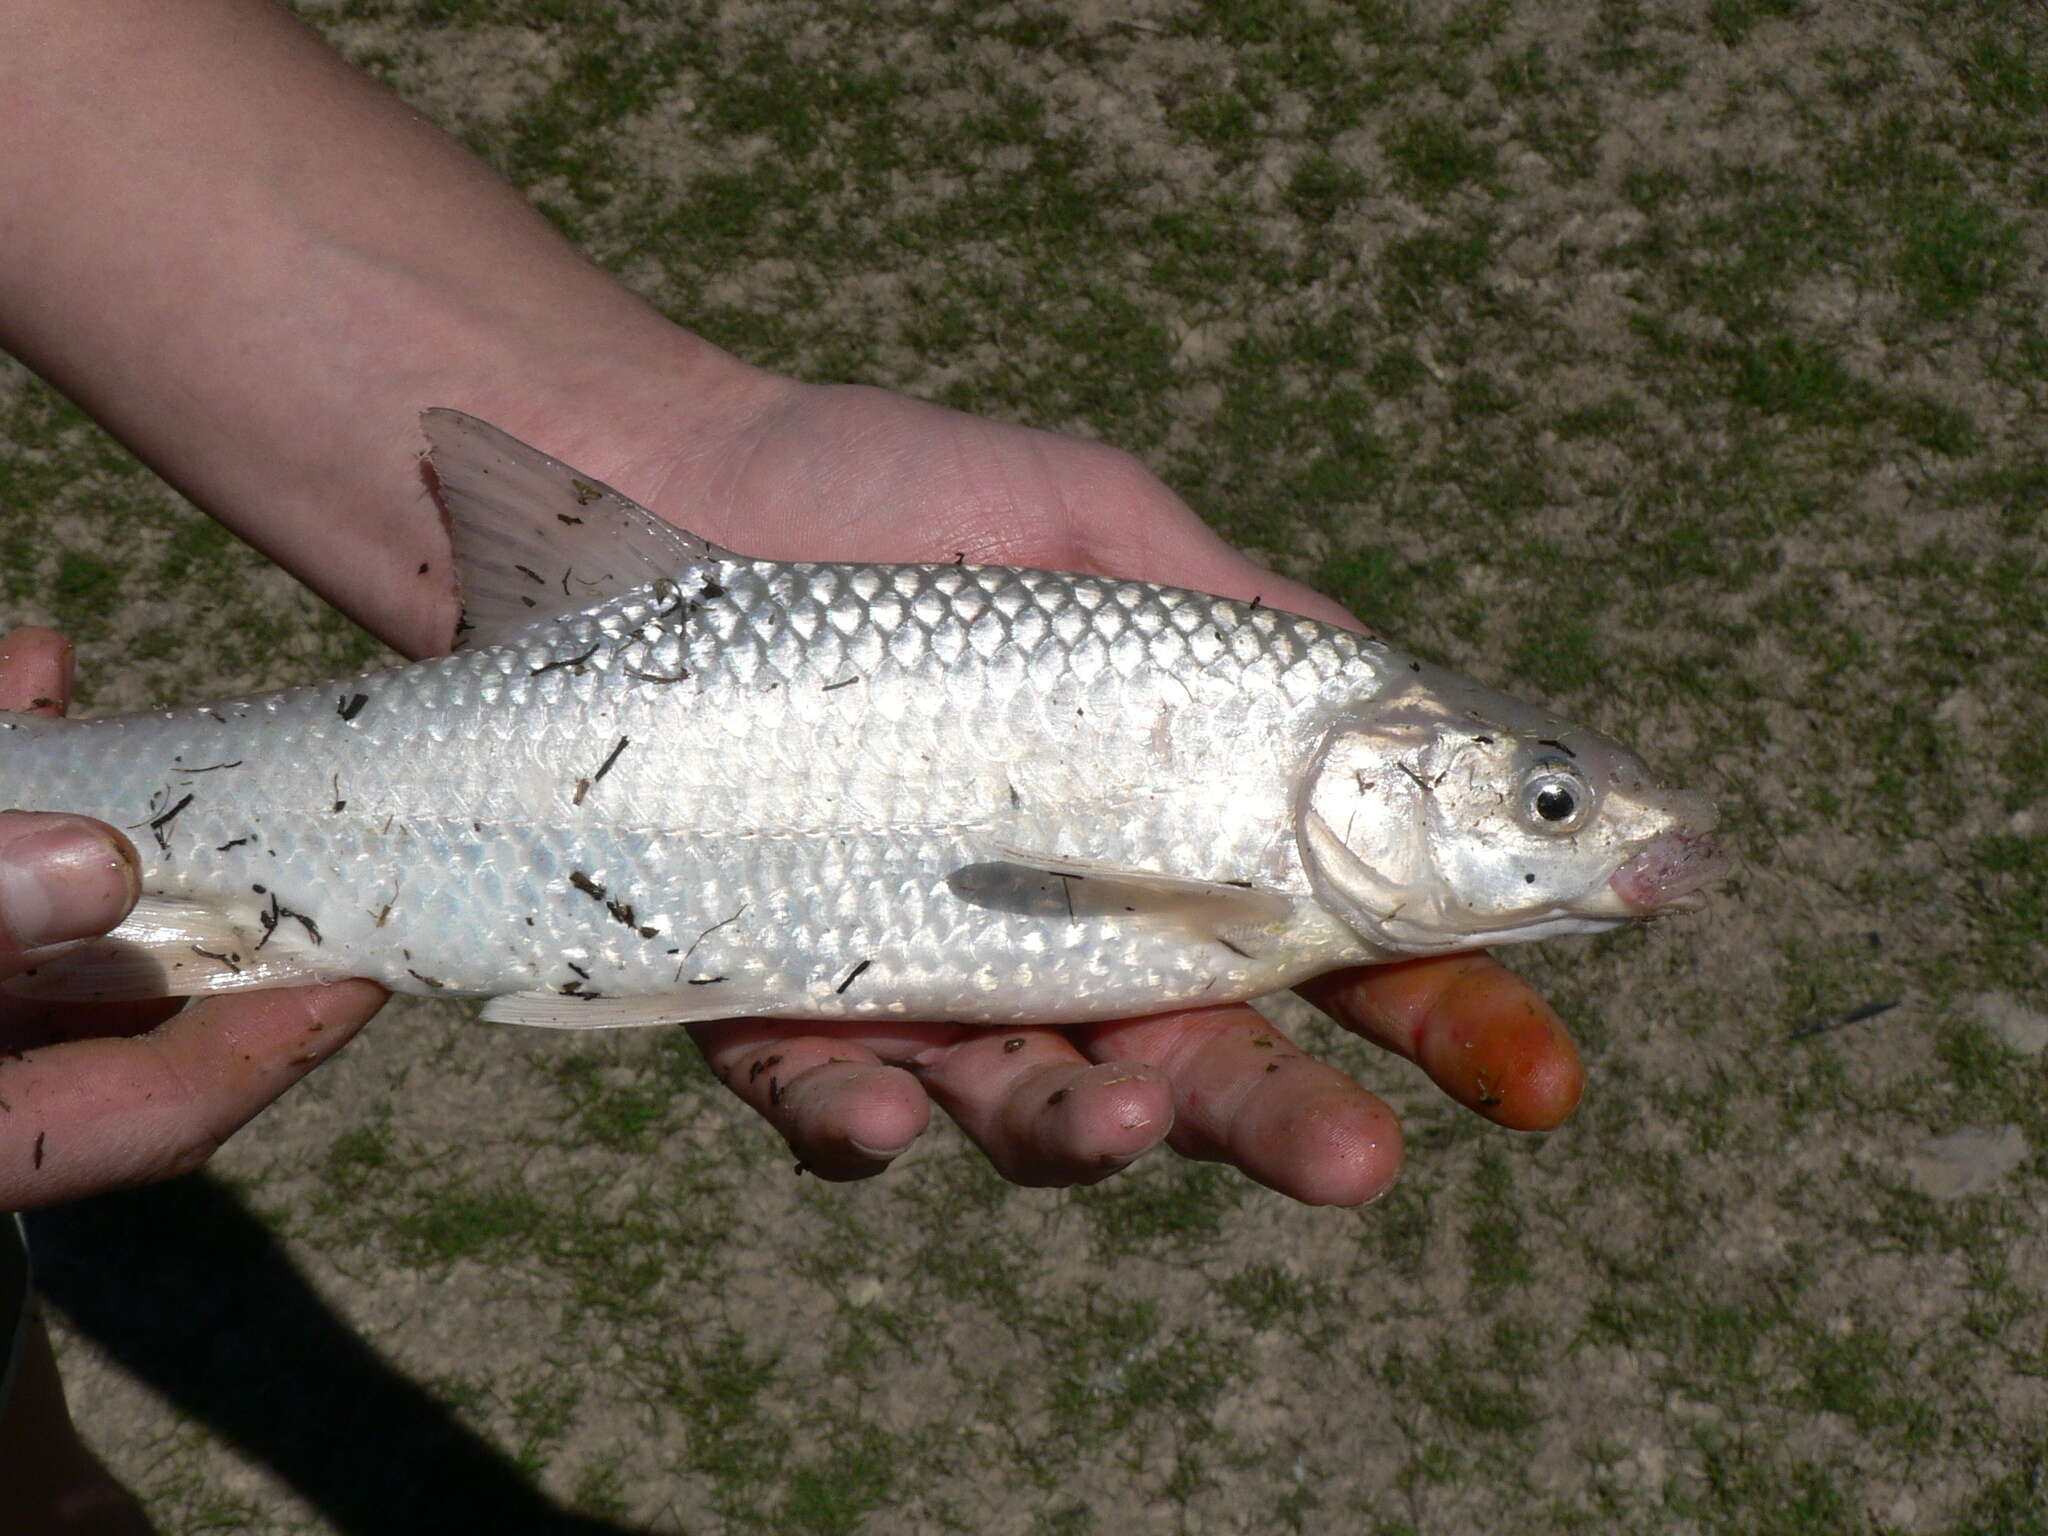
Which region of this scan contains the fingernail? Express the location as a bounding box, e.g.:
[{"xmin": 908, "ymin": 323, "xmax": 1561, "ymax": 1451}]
[
  {"xmin": 0, "ymin": 813, "xmax": 140, "ymax": 947},
  {"xmin": 847, "ymin": 1137, "xmax": 914, "ymax": 1161}
]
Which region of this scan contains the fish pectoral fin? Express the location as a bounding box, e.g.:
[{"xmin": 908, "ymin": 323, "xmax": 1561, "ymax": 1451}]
[
  {"xmin": 4, "ymin": 896, "xmax": 336, "ymax": 1001},
  {"xmin": 964, "ymin": 844, "xmax": 1295, "ymax": 951},
  {"xmin": 420, "ymin": 409, "xmax": 739, "ymax": 649},
  {"xmin": 478, "ymin": 987, "xmax": 776, "ymax": 1030}
]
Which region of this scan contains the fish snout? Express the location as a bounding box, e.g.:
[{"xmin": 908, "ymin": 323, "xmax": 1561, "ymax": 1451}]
[{"xmin": 1609, "ymin": 828, "xmax": 1728, "ymax": 913}]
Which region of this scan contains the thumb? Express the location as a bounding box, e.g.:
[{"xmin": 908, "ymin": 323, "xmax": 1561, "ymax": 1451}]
[{"xmin": 0, "ymin": 812, "xmax": 140, "ymax": 968}]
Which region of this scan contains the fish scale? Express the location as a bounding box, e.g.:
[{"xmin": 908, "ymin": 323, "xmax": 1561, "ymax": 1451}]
[
  {"xmin": 4, "ymin": 559, "xmax": 1373, "ymax": 1021},
  {"xmin": 0, "ymin": 411, "xmax": 1722, "ymax": 1027}
]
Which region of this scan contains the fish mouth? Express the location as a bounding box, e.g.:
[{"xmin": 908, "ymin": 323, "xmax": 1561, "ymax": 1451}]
[{"xmin": 1608, "ymin": 829, "xmax": 1728, "ymax": 914}]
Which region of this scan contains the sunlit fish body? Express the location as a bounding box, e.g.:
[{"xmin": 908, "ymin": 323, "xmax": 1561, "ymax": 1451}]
[{"xmin": 3, "ymin": 413, "xmax": 1723, "ymax": 1028}]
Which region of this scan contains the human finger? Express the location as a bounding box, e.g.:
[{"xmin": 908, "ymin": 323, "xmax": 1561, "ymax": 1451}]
[
  {"xmin": 693, "ymin": 1017, "xmax": 1174, "ymax": 1186},
  {"xmin": 0, "ymin": 979, "xmax": 386, "ymax": 1210},
  {"xmin": 905, "ymin": 1027, "xmax": 1172, "ymax": 1187},
  {"xmin": 690, "ymin": 1020, "xmax": 932, "ymax": 1181},
  {"xmin": 0, "ymin": 813, "xmax": 140, "ymax": 972},
  {"xmin": 0, "ymin": 625, "xmax": 73, "ymax": 714},
  {"xmin": 1298, "ymin": 953, "xmax": 1583, "ymax": 1132},
  {"xmin": 0, "ymin": 630, "xmax": 189, "ymax": 1042},
  {"xmin": 1075, "ymin": 1005, "xmax": 1404, "ymax": 1206},
  {"xmin": 0, "ymin": 628, "xmax": 144, "ymax": 973}
]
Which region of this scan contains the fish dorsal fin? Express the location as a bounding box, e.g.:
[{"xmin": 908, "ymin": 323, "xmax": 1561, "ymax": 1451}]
[{"xmin": 421, "ymin": 408, "xmax": 735, "ymax": 649}]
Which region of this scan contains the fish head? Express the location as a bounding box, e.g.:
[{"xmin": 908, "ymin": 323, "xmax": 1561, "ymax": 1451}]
[{"xmin": 1296, "ymin": 669, "xmax": 1725, "ymax": 954}]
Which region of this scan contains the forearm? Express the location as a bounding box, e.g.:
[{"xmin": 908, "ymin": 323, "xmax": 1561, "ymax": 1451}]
[{"xmin": 0, "ymin": 0, "xmax": 753, "ymax": 657}]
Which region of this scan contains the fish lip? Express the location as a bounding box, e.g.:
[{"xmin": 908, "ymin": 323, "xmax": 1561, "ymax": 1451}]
[{"xmin": 1608, "ymin": 829, "xmax": 1728, "ymax": 914}]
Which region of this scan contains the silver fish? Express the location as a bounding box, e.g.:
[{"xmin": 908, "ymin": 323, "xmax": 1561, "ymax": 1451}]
[{"xmin": 3, "ymin": 412, "xmax": 1723, "ymax": 1028}]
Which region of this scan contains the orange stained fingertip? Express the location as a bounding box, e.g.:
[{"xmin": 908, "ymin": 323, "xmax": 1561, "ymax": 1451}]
[{"xmin": 1313, "ymin": 954, "xmax": 1584, "ymax": 1132}]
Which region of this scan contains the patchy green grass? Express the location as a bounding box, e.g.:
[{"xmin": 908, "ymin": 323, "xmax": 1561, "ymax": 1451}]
[{"xmin": 6, "ymin": 0, "xmax": 2044, "ymax": 1531}]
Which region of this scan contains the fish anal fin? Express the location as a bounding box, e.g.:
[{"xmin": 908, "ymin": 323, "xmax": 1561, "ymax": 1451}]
[
  {"xmin": 420, "ymin": 409, "xmax": 737, "ymax": 649},
  {"xmin": 478, "ymin": 988, "xmax": 773, "ymax": 1030},
  {"xmin": 5, "ymin": 896, "xmax": 333, "ymax": 1000}
]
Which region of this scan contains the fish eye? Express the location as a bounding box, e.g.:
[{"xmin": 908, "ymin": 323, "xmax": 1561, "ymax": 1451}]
[{"xmin": 1520, "ymin": 762, "xmax": 1592, "ymax": 834}]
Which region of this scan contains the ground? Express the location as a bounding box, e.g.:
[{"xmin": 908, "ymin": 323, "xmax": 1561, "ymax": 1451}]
[{"xmin": 1, "ymin": 0, "xmax": 2044, "ymax": 1531}]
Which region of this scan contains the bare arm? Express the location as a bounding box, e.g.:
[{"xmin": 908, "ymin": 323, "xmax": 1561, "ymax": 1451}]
[{"xmin": 0, "ymin": 0, "xmax": 752, "ymax": 658}]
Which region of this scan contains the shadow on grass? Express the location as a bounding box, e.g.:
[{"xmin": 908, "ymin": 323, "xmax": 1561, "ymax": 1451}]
[{"xmin": 26, "ymin": 1174, "xmax": 651, "ymax": 1536}]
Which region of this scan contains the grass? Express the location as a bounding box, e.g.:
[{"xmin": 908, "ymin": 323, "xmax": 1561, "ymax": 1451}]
[
  {"xmin": 1075, "ymin": 1161, "xmax": 1245, "ymax": 1256},
  {"xmin": 3, "ymin": 0, "xmax": 2044, "ymax": 1530},
  {"xmin": 1384, "ymin": 114, "xmax": 1500, "ymax": 198},
  {"xmin": 1216, "ymin": 1261, "xmax": 1332, "ymax": 1334}
]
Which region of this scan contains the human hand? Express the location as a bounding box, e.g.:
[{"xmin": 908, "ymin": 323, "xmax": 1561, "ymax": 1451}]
[
  {"xmin": 0, "ymin": 629, "xmax": 386, "ymax": 1211},
  {"xmin": 0, "ymin": 0, "xmax": 1575, "ymax": 1207},
  {"xmin": 579, "ymin": 373, "xmax": 1586, "ymax": 1204}
]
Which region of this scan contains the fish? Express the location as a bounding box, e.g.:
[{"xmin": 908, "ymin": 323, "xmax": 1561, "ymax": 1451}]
[{"xmin": 1, "ymin": 411, "xmax": 1724, "ymax": 1028}]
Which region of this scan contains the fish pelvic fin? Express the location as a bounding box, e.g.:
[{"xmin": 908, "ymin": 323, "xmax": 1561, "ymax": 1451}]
[{"xmin": 420, "ymin": 409, "xmax": 737, "ymax": 649}]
